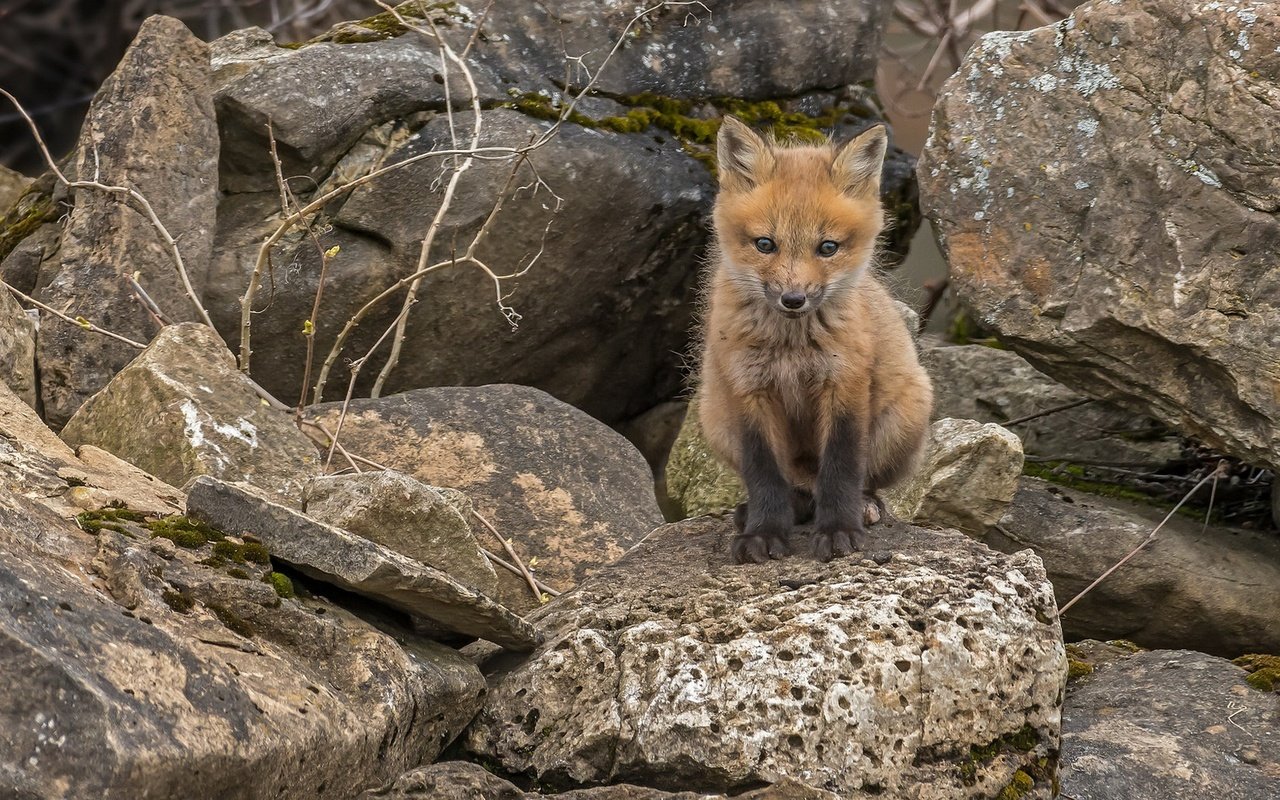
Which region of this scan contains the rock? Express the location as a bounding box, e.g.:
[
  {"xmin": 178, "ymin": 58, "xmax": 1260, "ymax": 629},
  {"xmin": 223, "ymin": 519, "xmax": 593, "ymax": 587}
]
[
  {"xmin": 919, "ymin": 0, "xmax": 1280, "ymax": 470},
  {"xmin": 1061, "ymin": 648, "xmax": 1280, "ymax": 799},
  {"xmin": 364, "ymin": 761, "xmax": 839, "ymax": 799},
  {"xmin": 0, "ymin": 485, "xmax": 487, "ymax": 799},
  {"xmin": 185, "ymin": 476, "xmax": 538, "ymax": 651},
  {"xmin": 60, "ymin": 323, "xmax": 321, "ymax": 501},
  {"xmin": 464, "ymin": 516, "xmax": 1065, "ymax": 798},
  {"xmin": 664, "ymin": 397, "xmax": 745, "ymax": 518},
  {"xmin": 34, "ymin": 16, "xmax": 219, "ymax": 427},
  {"xmin": 616, "ymin": 400, "xmax": 688, "ymax": 475},
  {"xmin": 922, "ymin": 344, "xmax": 1181, "ymax": 468},
  {"xmin": 302, "ymin": 470, "xmax": 498, "ymax": 596},
  {"xmin": 984, "ymin": 477, "xmax": 1280, "ymax": 656},
  {"xmin": 59, "ymin": 445, "xmax": 185, "ymax": 517},
  {"xmin": 0, "ymin": 286, "xmax": 36, "ymax": 408},
  {"xmin": 0, "ymin": 165, "xmax": 31, "ymax": 212},
  {"xmin": 307, "ymin": 385, "xmax": 663, "ymax": 612},
  {"xmin": 884, "ymin": 417, "xmax": 1024, "ymax": 534}
]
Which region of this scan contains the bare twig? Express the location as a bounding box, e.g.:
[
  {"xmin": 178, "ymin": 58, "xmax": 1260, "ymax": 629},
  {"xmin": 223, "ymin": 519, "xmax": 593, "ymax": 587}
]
[
  {"xmin": 1003, "ymin": 397, "xmax": 1093, "ymax": 426},
  {"xmin": 479, "ymin": 546, "xmax": 562, "ymax": 597},
  {"xmin": 471, "ymin": 508, "xmax": 543, "ymax": 602},
  {"xmin": 2, "ymin": 281, "xmax": 146, "ymax": 349}
]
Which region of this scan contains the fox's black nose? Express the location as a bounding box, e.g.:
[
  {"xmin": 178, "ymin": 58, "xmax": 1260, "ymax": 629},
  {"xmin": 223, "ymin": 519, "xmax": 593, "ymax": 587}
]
[{"xmin": 781, "ymin": 291, "xmax": 807, "ymax": 310}]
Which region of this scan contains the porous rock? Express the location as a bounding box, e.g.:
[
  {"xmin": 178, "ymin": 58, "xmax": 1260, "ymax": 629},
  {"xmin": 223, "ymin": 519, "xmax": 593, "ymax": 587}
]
[
  {"xmin": 302, "ymin": 470, "xmax": 498, "ymax": 596},
  {"xmin": 1061, "ymin": 648, "xmax": 1280, "ymax": 799},
  {"xmin": 307, "ymin": 385, "xmax": 663, "ymax": 613},
  {"xmin": 185, "ymin": 476, "xmax": 538, "ymax": 651},
  {"xmin": 884, "ymin": 417, "xmax": 1024, "ymax": 534},
  {"xmin": 34, "ymin": 16, "xmax": 219, "ymax": 427},
  {"xmin": 919, "ymin": 0, "xmax": 1280, "ymax": 469},
  {"xmin": 985, "ymin": 477, "xmax": 1280, "ymax": 656},
  {"xmin": 464, "ymin": 516, "xmax": 1065, "ymax": 798},
  {"xmin": 60, "ymin": 323, "xmax": 321, "ymax": 501},
  {"xmin": 922, "ymin": 344, "xmax": 1181, "ymax": 469},
  {"xmin": 0, "ymin": 485, "xmax": 485, "ymax": 799}
]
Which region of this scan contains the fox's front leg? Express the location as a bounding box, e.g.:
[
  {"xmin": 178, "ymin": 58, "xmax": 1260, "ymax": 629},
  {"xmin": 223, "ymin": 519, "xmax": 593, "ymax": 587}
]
[
  {"xmin": 733, "ymin": 424, "xmax": 793, "ymax": 564},
  {"xmin": 812, "ymin": 413, "xmax": 869, "ymax": 561}
]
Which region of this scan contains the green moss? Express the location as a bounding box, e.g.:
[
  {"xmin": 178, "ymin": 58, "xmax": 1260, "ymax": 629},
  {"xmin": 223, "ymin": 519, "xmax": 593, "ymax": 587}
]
[
  {"xmin": 267, "ymin": 572, "xmax": 296, "ymax": 599},
  {"xmin": 242, "ymin": 542, "xmax": 271, "ymax": 565},
  {"xmin": 507, "ymin": 93, "xmax": 599, "ymax": 128},
  {"xmin": 145, "ymin": 515, "xmax": 224, "ymax": 548},
  {"xmin": 76, "ymin": 507, "xmax": 148, "ymax": 535},
  {"xmin": 0, "ymin": 189, "xmax": 56, "ymax": 262},
  {"xmin": 161, "ymin": 590, "xmax": 195, "ymax": 614},
  {"xmin": 664, "ymin": 399, "xmax": 745, "ymax": 518},
  {"xmin": 958, "ymin": 725, "xmax": 1041, "ymax": 785},
  {"xmin": 199, "ymin": 555, "xmax": 227, "ymax": 568},
  {"xmin": 207, "ymin": 603, "xmax": 256, "ymax": 639},
  {"xmin": 1106, "ymin": 639, "xmax": 1144, "ymax": 653},
  {"xmin": 300, "ymin": 1, "xmax": 466, "ymax": 45},
  {"xmin": 212, "ymin": 540, "xmax": 245, "ymax": 562},
  {"xmin": 1234, "ymin": 654, "xmax": 1280, "ymax": 692},
  {"xmin": 227, "ymin": 567, "xmax": 250, "ymax": 580},
  {"xmin": 997, "ymin": 769, "xmax": 1036, "ymax": 800}
]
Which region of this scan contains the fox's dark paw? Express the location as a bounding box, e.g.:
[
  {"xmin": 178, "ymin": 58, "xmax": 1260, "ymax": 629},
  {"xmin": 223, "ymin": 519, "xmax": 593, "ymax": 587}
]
[
  {"xmin": 733, "ymin": 502, "xmax": 749, "ymax": 533},
  {"xmin": 812, "ymin": 527, "xmax": 863, "ymax": 562},
  {"xmin": 731, "ymin": 530, "xmax": 790, "ymax": 564}
]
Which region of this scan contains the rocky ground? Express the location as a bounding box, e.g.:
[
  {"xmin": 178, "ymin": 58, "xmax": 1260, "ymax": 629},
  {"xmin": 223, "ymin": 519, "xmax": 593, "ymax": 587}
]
[{"xmin": 0, "ymin": 1, "xmax": 1277, "ymax": 798}]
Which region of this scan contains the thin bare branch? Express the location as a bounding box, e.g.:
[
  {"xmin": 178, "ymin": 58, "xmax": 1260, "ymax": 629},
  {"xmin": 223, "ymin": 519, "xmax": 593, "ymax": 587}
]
[{"xmin": 3, "ymin": 281, "xmax": 146, "ymax": 349}]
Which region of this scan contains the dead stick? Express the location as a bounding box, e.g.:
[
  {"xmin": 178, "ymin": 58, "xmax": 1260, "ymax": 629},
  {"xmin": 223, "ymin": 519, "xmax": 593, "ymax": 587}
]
[
  {"xmin": 471, "ymin": 508, "xmax": 543, "ymax": 602},
  {"xmin": 1003, "ymin": 398, "xmax": 1092, "ymax": 426},
  {"xmin": 479, "ymin": 546, "xmax": 562, "ymax": 597}
]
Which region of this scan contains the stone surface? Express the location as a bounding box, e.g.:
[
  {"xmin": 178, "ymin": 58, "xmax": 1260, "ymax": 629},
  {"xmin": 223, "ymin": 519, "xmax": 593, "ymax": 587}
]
[
  {"xmin": 663, "ymin": 397, "xmax": 744, "ymax": 519},
  {"xmin": 616, "ymin": 400, "xmax": 688, "ymax": 475},
  {"xmin": 465, "ymin": 516, "xmax": 1065, "ymax": 798},
  {"xmin": 985, "ymin": 477, "xmax": 1280, "ymax": 656},
  {"xmin": 302, "ymin": 470, "xmax": 498, "ymax": 596},
  {"xmin": 307, "ymin": 385, "xmax": 663, "ymax": 613},
  {"xmin": 919, "ymin": 0, "xmax": 1280, "ymax": 469},
  {"xmin": 0, "ymin": 287, "xmax": 36, "ymax": 408},
  {"xmin": 1061, "ymin": 648, "xmax": 1280, "ymax": 799},
  {"xmin": 0, "ymin": 165, "xmax": 31, "ymax": 213},
  {"xmin": 34, "ymin": 16, "xmax": 219, "ymax": 427},
  {"xmin": 922, "ymin": 344, "xmax": 1181, "ymax": 468},
  {"xmin": 363, "ymin": 761, "xmax": 840, "ymax": 799},
  {"xmin": 185, "ymin": 476, "xmax": 538, "ymax": 651},
  {"xmin": 884, "ymin": 417, "xmax": 1024, "ymax": 534},
  {"xmin": 60, "ymin": 323, "xmax": 321, "ymax": 501},
  {"xmin": 0, "ymin": 484, "xmax": 486, "ymax": 800}
]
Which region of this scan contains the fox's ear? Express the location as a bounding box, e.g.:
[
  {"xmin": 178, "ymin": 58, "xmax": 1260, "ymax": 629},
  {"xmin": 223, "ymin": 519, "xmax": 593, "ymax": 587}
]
[
  {"xmin": 717, "ymin": 116, "xmax": 773, "ymax": 191},
  {"xmin": 832, "ymin": 125, "xmax": 888, "ymax": 197}
]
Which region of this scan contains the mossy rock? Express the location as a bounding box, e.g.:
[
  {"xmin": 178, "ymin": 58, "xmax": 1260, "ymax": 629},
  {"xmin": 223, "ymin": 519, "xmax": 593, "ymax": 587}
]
[
  {"xmin": 664, "ymin": 398, "xmax": 744, "ymax": 519},
  {"xmin": 1234, "ymin": 654, "xmax": 1280, "ymax": 692}
]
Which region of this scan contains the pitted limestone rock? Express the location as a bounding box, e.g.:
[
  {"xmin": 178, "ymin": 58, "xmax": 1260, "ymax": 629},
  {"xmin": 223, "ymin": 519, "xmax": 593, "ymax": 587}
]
[
  {"xmin": 464, "ymin": 516, "xmax": 1065, "ymax": 798},
  {"xmin": 884, "ymin": 417, "xmax": 1024, "ymax": 535}
]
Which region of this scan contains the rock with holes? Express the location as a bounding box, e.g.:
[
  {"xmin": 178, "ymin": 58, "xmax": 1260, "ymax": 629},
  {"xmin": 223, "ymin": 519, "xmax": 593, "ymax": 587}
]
[
  {"xmin": 60, "ymin": 323, "xmax": 321, "ymax": 501},
  {"xmin": 306, "ymin": 385, "xmax": 664, "ymax": 613},
  {"xmin": 362, "ymin": 760, "xmax": 841, "ymax": 799},
  {"xmin": 919, "ymin": 0, "xmax": 1280, "ymax": 470},
  {"xmin": 883, "ymin": 417, "xmax": 1024, "ymax": 535},
  {"xmin": 463, "ymin": 516, "xmax": 1066, "ymax": 798},
  {"xmin": 1061, "ymin": 647, "xmax": 1280, "ymax": 799},
  {"xmin": 0, "ymin": 481, "xmax": 487, "ymax": 799},
  {"xmin": 33, "ymin": 16, "xmax": 220, "ymax": 427},
  {"xmin": 984, "ymin": 477, "xmax": 1280, "ymax": 656},
  {"xmin": 302, "ymin": 470, "xmax": 498, "ymax": 596}
]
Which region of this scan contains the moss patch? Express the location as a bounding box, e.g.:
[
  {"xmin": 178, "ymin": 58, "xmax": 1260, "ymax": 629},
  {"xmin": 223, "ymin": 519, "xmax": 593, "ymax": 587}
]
[
  {"xmin": 267, "ymin": 572, "xmax": 296, "ymax": 599},
  {"xmin": 146, "ymin": 515, "xmax": 225, "ymax": 548},
  {"xmin": 298, "ymin": 1, "xmax": 466, "ymax": 46},
  {"xmin": 997, "ymin": 769, "xmax": 1035, "ymax": 800},
  {"xmin": 161, "ymin": 589, "xmax": 195, "ymax": 614},
  {"xmin": 0, "ymin": 187, "xmax": 56, "ymax": 263},
  {"xmin": 207, "ymin": 603, "xmax": 256, "ymax": 639},
  {"xmin": 1105, "ymin": 639, "xmax": 1144, "ymax": 653},
  {"xmin": 1234, "ymin": 654, "xmax": 1280, "ymax": 692},
  {"xmin": 959, "ymin": 725, "xmax": 1041, "ymax": 785}
]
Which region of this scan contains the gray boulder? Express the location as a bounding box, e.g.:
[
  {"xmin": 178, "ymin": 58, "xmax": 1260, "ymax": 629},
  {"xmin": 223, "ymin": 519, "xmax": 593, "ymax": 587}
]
[
  {"xmin": 0, "ymin": 485, "xmax": 485, "ymax": 800},
  {"xmin": 1062, "ymin": 648, "xmax": 1280, "ymax": 799},
  {"xmin": 985, "ymin": 477, "xmax": 1280, "ymax": 656},
  {"xmin": 0, "ymin": 165, "xmax": 30, "ymax": 213},
  {"xmin": 919, "ymin": 0, "xmax": 1280, "ymax": 470},
  {"xmin": 302, "ymin": 470, "xmax": 498, "ymax": 596},
  {"xmin": 0, "ymin": 287, "xmax": 36, "ymax": 408},
  {"xmin": 464, "ymin": 516, "xmax": 1065, "ymax": 798},
  {"xmin": 307, "ymin": 385, "xmax": 664, "ymax": 613},
  {"xmin": 60, "ymin": 323, "xmax": 321, "ymax": 501},
  {"xmin": 34, "ymin": 16, "xmax": 219, "ymax": 427}
]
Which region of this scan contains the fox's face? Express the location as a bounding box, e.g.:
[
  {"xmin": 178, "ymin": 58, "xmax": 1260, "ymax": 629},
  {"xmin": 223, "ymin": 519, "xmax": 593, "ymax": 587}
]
[{"xmin": 712, "ymin": 117, "xmax": 887, "ymax": 317}]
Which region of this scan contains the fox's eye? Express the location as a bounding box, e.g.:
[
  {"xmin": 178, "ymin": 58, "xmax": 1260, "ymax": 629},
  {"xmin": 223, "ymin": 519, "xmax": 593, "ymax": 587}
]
[
  {"xmin": 818, "ymin": 240, "xmax": 839, "ymax": 256},
  {"xmin": 754, "ymin": 237, "xmax": 777, "ymax": 254}
]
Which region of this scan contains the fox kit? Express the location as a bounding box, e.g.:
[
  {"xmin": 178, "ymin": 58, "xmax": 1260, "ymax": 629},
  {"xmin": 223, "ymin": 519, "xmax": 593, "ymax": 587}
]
[{"xmin": 697, "ymin": 117, "xmax": 933, "ymax": 564}]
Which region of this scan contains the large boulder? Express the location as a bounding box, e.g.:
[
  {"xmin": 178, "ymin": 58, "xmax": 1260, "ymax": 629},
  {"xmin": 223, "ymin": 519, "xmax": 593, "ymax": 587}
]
[
  {"xmin": 464, "ymin": 516, "xmax": 1066, "ymax": 798},
  {"xmin": 922, "ymin": 344, "xmax": 1181, "ymax": 469},
  {"xmin": 919, "ymin": 0, "xmax": 1280, "ymax": 470},
  {"xmin": 985, "ymin": 477, "xmax": 1280, "ymax": 656},
  {"xmin": 1061, "ymin": 646, "xmax": 1280, "ymax": 799},
  {"xmin": 0, "ymin": 287, "xmax": 36, "ymax": 409},
  {"xmin": 307, "ymin": 385, "xmax": 664, "ymax": 613},
  {"xmin": 0, "ymin": 165, "xmax": 30, "ymax": 212},
  {"xmin": 0, "ymin": 485, "xmax": 486, "ymax": 799},
  {"xmin": 60, "ymin": 323, "xmax": 321, "ymax": 501},
  {"xmin": 33, "ymin": 16, "xmax": 219, "ymax": 427}
]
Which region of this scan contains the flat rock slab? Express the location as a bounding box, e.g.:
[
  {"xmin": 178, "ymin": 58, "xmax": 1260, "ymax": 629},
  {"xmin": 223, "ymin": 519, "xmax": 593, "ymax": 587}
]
[
  {"xmin": 465, "ymin": 516, "xmax": 1065, "ymax": 798},
  {"xmin": 986, "ymin": 477, "xmax": 1280, "ymax": 656},
  {"xmin": 185, "ymin": 476, "xmax": 538, "ymax": 651},
  {"xmin": 1062, "ymin": 649, "xmax": 1280, "ymax": 799},
  {"xmin": 919, "ymin": 0, "xmax": 1280, "ymax": 469}
]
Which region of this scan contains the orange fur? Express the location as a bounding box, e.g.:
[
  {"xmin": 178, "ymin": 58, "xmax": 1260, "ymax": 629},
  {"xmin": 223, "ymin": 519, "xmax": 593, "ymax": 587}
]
[{"xmin": 696, "ymin": 119, "xmax": 933, "ymax": 515}]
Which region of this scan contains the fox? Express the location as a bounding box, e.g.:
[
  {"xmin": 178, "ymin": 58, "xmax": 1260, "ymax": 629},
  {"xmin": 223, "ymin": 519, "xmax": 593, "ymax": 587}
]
[{"xmin": 696, "ymin": 116, "xmax": 933, "ymax": 564}]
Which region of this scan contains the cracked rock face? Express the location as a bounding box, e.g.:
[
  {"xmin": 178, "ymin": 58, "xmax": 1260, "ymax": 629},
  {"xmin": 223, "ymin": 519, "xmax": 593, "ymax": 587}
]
[
  {"xmin": 464, "ymin": 516, "xmax": 1065, "ymax": 798},
  {"xmin": 919, "ymin": 0, "xmax": 1280, "ymax": 469}
]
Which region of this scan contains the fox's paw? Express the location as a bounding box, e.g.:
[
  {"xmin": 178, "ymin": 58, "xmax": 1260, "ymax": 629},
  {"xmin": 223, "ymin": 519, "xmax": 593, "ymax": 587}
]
[
  {"xmin": 731, "ymin": 530, "xmax": 790, "ymax": 564},
  {"xmin": 812, "ymin": 526, "xmax": 864, "ymax": 562}
]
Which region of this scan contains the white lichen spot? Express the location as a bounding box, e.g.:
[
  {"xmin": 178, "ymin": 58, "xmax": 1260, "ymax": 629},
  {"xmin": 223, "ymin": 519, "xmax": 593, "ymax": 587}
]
[
  {"xmin": 1076, "ymin": 118, "xmax": 1100, "ymax": 137},
  {"xmin": 1074, "ymin": 180, "xmax": 1091, "ymax": 190},
  {"xmin": 180, "ymin": 400, "xmax": 205, "ymax": 448},
  {"xmin": 1030, "ymin": 74, "xmax": 1059, "ymax": 92},
  {"xmin": 1183, "ymin": 160, "xmax": 1223, "ymax": 187},
  {"xmin": 1007, "ymin": 187, "xmax": 1015, "ymax": 197},
  {"xmin": 974, "ymin": 211, "xmax": 985, "ymax": 220}
]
